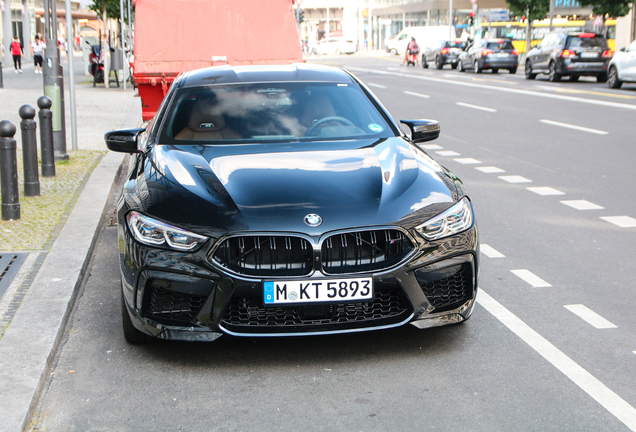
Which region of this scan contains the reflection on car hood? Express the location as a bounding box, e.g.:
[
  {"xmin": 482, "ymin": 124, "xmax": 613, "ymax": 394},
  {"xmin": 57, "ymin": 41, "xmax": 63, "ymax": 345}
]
[{"xmin": 125, "ymin": 137, "xmax": 463, "ymax": 237}]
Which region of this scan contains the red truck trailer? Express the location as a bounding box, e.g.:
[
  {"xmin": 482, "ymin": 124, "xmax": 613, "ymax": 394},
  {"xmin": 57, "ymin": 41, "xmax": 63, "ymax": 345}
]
[{"xmin": 132, "ymin": 0, "xmax": 304, "ymax": 120}]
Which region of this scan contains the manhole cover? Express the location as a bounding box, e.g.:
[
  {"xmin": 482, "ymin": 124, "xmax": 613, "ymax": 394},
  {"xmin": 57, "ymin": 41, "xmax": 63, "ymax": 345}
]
[{"xmin": 0, "ymin": 253, "xmax": 28, "ymax": 300}]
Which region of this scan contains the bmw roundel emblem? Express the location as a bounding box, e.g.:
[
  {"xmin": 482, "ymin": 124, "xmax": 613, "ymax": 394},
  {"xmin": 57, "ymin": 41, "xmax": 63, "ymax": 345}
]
[{"xmin": 304, "ymin": 214, "xmax": 322, "ymax": 227}]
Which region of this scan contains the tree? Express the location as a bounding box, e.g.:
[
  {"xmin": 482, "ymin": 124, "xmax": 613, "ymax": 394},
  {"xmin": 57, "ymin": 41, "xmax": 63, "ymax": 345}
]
[
  {"xmin": 506, "ymin": 0, "xmax": 550, "ymax": 60},
  {"xmin": 576, "ymin": 0, "xmax": 633, "ymax": 18},
  {"xmin": 89, "ymin": 0, "xmax": 122, "ymax": 21}
]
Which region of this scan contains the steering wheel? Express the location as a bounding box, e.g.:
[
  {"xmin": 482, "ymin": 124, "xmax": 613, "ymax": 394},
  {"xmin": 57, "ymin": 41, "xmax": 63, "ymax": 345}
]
[{"xmin": 305, "ymin": 116, "xmax": 355, "ymax": 136}]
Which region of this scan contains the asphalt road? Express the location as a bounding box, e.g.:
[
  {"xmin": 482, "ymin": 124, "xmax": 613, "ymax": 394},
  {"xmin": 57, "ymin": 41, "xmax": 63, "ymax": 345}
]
[{"xmin": 31, "ymin": 54, "xmax": 636, "ymax": 431}]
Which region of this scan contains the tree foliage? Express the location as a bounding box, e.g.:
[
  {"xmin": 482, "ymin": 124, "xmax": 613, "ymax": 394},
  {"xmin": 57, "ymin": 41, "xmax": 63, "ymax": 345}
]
[
  {"xmin": 506, "ymin": 0, "xmax": 551, "ymax": 21},
  {"xmin": 576, "ymin": 0, "xmax": 633, "ymax": 18},
  {"xmin": 89, "ymin": 0, "xmax": 122, "ymax": 21}
]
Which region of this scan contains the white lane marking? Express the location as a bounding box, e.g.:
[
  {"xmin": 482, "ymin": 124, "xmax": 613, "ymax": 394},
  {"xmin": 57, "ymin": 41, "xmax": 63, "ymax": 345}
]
[
  {"xmin": 477, "ymin": 289, "xmax": 636, "ymax": 431},
  {"xmin": 561, "ymin": 200, "xmax": 605, "ymax": 210},
  {"xmin": 343, "ymin": 65, "xmax": 636, "ymax": 111},
  {"xmin": 367, "ymin": 83, "xmax": 387, "ymax": 89},
  {"xmin": 527, "ymin": 187, "xmax": 565, "ymax": 196},
  {"xmin": 404, "ymin": 90, "xmax": 430, "ymax": 98},
  {"xmin": 456, "ymin": 102, "xmax": 497, "ymax": 112},
  {"xmin": 499, "ymin": 175, "xmax": 532, "ymax": 183},
  {"xmin": 540, "ymin": 119, "xmax": 609, "ymax": 135},
  {"xmin": 387, "ymin": 67, "xmax": 401, "ymax": 71},
  {"xmin": 480, "ymin": 244, "xmax": 505, "ymax": 258},
  {"xmin": 511, "ymin": 269, "xmax": 552, "ymax": 287},
  {"xmin": 564, "ymin": 305, "xmax": 618, "ymax": 329},
  {"xmin": 454, "ymin": 158, "xmax": 481, "ymax": 164},
  {"xmin": 420, "ymin": 144, "xmax": 443, "ymax": 150},
  {"xmin": 436, "ymin": 150, "xmax": 461, "ymax": 156},
  {"xmin": 600, "ymin": 216, "xmax": 636, "ymax": 228},
  {"xmin": 476, "ymin": 166, "xmax": 506, "ymax": 173}
]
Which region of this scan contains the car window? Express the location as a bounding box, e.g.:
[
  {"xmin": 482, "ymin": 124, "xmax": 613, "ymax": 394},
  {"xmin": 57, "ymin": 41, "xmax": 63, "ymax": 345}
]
[
  {"xmin": 628, "ymin": 40, "xmax": 636, "ymax": 52},
  {"xmin": 159, "ymin": 82, "xmax": 394, "ymax": 143},
  {"xmin": 566, "ymin": 35, "xmax": 608, "ymax": 49},
  {"xmin": 486, "ymin": 41, "xmax": 514, "ymax": 50},
  {"xmin": 445, "ymin": 40, "xmax": 467, "ymax": 49},
  {"xmin": 399, "ymin": 34, "xmax": 408, "ymax": 40}
]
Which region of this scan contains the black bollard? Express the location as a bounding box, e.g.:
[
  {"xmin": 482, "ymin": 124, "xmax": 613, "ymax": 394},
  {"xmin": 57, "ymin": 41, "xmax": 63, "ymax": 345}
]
[
  {"xmin": 0, "ymin": 121, "xmax": 21, "ymax": 220},
  {"xmin": 20, "ymin": 105, "xmax": 41, "ymax": 196},
  {"xmin": 37, "ymin": 96, "xmax": 56, "ymax": 177}
]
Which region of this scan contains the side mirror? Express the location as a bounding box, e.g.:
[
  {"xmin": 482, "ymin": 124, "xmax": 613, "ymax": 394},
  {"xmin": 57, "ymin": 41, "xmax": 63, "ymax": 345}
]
[
  {"xmin": 619, "ymin": 47, "xmax": 626, "ymax": 52},
  {"xmin": 400, "ymin": 119, "xmax": 440, "ymax": 143},
  {"xmin": 104, "ymin": 128, "xmax": 146, "ymax": 154}
]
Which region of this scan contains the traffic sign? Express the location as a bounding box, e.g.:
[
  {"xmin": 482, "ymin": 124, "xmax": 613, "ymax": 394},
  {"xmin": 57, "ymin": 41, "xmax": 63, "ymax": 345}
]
[{"xmin": 593, "ymin": 15, "xmax": 604, "ymax": 26}]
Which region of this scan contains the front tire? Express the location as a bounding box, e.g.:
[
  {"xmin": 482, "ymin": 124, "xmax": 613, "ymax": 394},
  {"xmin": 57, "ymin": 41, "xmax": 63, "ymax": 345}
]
[
  {"xmin": 457, "ymin": 60, "xmax": 464, "ymax": 72},
  {"xmin": 607, "ymin": 66, "xmax": 623, "ymax": 89},
  {"xmin": 525, "ymin": 60, "xmax": 537, "ymax": 80},
  {"xmin": 422, "ymin": 55, "xmax": 428, "ymax": 68},
  {"xmin": 436, "ymin": 56, "xmax": 443, "ymax": 69},
  {"xmin": 548, "ymin": 61, "xmax": 561, "ymax": 82},
  {"xmin": 390, "ymin": 48, "xmax": 397, "ymax": 56}
]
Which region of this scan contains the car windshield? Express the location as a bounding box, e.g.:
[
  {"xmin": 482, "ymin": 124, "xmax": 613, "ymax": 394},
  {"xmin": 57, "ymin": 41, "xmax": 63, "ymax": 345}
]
[
  {"xmin": 487, "ymin": 41, "xmax": 514, "ymax": 51},
  {"xmin": 566, "ymin": 35, "xmax": 607, "ymax": 49},
  {"xmin": 444, "ymin": 41, "xmax": 467, "ymax": 49},
  {"xmin": 159, "ymin": 82, "xmax": 394, "ymax": 143}
]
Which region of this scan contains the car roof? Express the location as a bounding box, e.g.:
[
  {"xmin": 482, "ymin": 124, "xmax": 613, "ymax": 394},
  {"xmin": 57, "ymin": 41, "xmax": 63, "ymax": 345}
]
[{"xmin": 179, "ymin": 63, "xmax": 356, "ymax": 88}]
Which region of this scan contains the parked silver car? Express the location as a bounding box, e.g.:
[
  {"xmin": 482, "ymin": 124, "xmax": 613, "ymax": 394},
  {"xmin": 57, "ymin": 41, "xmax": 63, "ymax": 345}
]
[{"xmin": 608, "ymin": 39, "xmax": 636, "ymax": 88}]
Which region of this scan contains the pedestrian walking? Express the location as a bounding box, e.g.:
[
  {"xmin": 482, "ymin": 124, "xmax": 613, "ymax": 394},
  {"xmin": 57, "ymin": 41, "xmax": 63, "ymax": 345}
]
[
  {"xmin": 11, "ymin": 36, "xmax": 24, "ymax": 73},
  {"xmin": 31, "ymin": 35, "xmax": 46, "ymax": 74}
]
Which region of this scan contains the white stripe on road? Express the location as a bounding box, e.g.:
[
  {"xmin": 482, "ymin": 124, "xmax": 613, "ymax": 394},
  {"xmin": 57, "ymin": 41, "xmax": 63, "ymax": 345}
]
[
  {"xmin": 436, "ymin": 150, "xmax": 461, "ymax": 156},
  {"xmin": 600, "ymin": 216, "xmax": 636, "ymax": 228},
  {"xmin": 480, "ymin": 244, "xmax": 505, "ymax": 258},
  {"xmin": 420, "ymin": 144, "xmax": 443, "ymax": 150},
  {"xmin": 476, "ymin": 166, "xmax": 505, "ymax": 173},
  {"xmin": 454, "ymin": 158, "xmax": 481, "ymax": 164},
  {"xmin": 404, "ymin": 90, "xmax": 431, "ymax": 98},
  {"xmin": 527, "ymin": 187, "xmax": 565, "ymax": 196},
  {"xmin": 564, "ymin": 304, "xmax": 618, "ymax": 329},
  {"xmin": 477, "ymin": 290, "xmax": 636, "ymax": 431},
  {"xmin": 456, "ymin": 102, "xmax": 497, "ymax": 112},
  {"xmin": 511, "ymin": 269, "xmax": 552, "ymax": 287},
  {"xmin": 343, "ymin": 66, "xmax": 636, "ymax": 111},
  {"xmin": 367, "ymin": 83, "xmax": 387, "ymax": 89},
  {"xmin": 561, "ymin": 200, "xmax": 605, "ymax": 210},
  {"xmin": 499, "ymin": 175, "xmax": 532, "ymax": 183},
  {"xmin": 540, "ymin": 119, "xmax": 609, "ymax": 135}
]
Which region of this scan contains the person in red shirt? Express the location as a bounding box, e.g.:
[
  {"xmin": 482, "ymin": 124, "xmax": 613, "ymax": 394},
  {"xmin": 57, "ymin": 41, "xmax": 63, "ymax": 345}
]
[{"xmin": 11, "ymin": 36, "xmax": 24, "ymax": 73}]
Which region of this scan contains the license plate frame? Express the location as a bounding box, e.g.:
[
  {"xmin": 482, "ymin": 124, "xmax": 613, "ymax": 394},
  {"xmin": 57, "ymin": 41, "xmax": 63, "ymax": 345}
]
[
  {"xmin": 263, "ymin": 278, "xmax": 373, "ymax": 305},
  {"xmin": 581, "ymin": 52, "xmax": 598, "ymax": 58}
]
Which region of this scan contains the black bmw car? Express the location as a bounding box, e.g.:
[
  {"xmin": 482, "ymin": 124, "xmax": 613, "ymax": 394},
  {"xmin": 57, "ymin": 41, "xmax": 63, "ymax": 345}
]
[{"xmin": 105, "ymin": 64, "xmax": 479, "ymax": 344}]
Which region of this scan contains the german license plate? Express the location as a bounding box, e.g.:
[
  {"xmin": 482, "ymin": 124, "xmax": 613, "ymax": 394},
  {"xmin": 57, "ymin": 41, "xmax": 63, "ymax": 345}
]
[
  {"xmin": 581, "ymin": 52, "xmax": 598, "ymax": 58},
  {"xmin": 496, "ymin": 52, "xmax": 509, "ymax": 57},
  {"xmin": 263, "ymin": 278, "xmax": 373, "ymax": 305}
]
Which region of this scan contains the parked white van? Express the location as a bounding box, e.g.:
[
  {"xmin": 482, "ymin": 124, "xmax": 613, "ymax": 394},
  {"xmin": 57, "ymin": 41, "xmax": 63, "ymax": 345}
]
[{"xmin": 386, "ymin": 26, "xmax": 456, "ymax": 56}]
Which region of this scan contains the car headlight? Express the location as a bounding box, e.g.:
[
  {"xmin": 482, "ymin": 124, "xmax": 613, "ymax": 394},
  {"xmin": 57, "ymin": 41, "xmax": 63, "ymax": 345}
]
[
  {"xmin": 415, "ymin": 197, "xmax": 473, "ymax": 241},
  {"xmin": 126, "ymin": 211, "xmax": 208, "ymax": 251}
]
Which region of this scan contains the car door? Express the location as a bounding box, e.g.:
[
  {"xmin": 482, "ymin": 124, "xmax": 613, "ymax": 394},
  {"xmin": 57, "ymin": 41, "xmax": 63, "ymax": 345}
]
[
  {"xmin": 622, "ymin": 40, "xmax": 636, "ymax": 80},
  {"xmin": 534, "ymin": 33, "xmax": 554, "ymax": 71},
  {"xmin": 465, "ymin": 41, "xmax": 482, "ymax": 67}
]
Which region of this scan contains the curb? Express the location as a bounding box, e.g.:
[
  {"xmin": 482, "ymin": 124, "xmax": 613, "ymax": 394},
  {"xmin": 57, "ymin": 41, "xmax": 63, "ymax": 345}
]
[{"xmin": 0, "ymin": 151, "xmax": 126, "ymax": 432}]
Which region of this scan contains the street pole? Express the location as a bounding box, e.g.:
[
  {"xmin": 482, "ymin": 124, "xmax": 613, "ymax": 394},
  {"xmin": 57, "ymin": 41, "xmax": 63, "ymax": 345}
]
[
  {"xmin": 3, "ymin": 0, "xmax": 11, "ymax": 66},
  {"xmin": 42, "ymin": 0, "xmax": 68, "ymax": 160},
  {"xmin": 120, "ymin": 0, "xmax": 126, "ymax": 90},
  {"xmin": 449, "ymin": 0, "xmax": 453, "ymax": 39},
  {"xmin": 549, "ymin": 0, "xmax": 555, "ymax": 32},
  {"xmin": 22, "ymin": 0, "xmax": 31, "ymax": 62},
  {"xmin": 65, "ymin": 0, "xmax": 77, "ymax": 151}
]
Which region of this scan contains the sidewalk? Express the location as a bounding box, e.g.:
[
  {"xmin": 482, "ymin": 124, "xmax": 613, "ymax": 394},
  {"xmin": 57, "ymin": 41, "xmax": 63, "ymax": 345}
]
[{"xmin": 0, "ymin": 60, "xmax": 141, "ymax": 432}]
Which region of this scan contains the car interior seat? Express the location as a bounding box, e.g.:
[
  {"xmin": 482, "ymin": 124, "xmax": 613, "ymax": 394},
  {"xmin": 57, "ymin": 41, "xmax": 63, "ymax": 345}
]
[{"xmin": 175, "ymin": 99, "xmax": 241, "ymax": 141}]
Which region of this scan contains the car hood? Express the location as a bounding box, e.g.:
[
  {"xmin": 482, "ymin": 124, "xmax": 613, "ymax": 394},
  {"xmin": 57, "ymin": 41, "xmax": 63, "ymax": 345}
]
[{"xmin": 124, "ymin": 137, "xmax": 464, "ymax": 238}]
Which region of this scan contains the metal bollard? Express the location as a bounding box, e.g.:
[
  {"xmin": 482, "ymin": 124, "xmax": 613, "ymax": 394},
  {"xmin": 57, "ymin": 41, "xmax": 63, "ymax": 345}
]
[
  {"xmin": 0, "ymin": 121, "xmax": 21, "ymax": 220},
  {"xmin": 37, "ymin": 96, "xmax": 56, "ymax": 177},
  {"xmin": 20, "ymin": 105, "xmax": 41, "ymax": 196}
]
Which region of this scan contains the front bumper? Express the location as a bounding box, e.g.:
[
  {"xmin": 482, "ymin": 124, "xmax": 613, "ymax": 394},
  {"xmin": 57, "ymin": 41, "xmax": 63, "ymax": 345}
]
[{"xmin": 118, "ymin": 215, "xmax": 479, "ymax": 341}]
